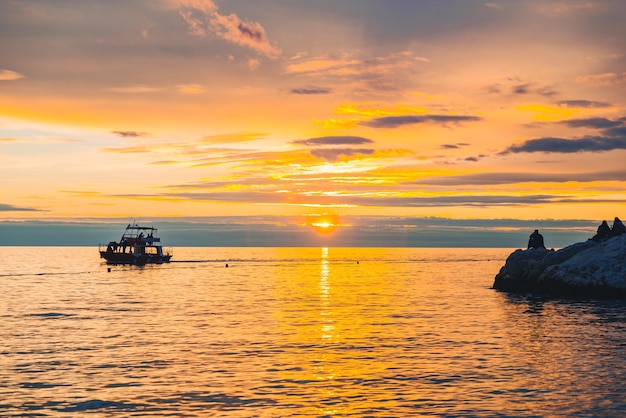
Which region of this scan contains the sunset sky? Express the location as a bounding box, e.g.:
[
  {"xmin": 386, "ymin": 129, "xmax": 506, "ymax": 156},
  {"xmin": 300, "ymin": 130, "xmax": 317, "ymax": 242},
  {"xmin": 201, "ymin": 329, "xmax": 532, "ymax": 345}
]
[{"xmin": 1, "ymin": 1, "xmax": 626, "ymax": 245}]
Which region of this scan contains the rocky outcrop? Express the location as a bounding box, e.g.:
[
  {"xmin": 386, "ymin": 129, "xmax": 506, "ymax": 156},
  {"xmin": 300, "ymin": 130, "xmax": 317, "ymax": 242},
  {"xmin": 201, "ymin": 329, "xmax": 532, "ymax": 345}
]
[{"xmin": 493, "ymin": 234, "xmax": 626, "ymax": 297}]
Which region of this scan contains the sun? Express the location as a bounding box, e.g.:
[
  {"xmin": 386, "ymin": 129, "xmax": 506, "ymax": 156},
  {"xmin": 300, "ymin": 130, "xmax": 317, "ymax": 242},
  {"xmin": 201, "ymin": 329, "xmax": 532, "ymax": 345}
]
[
  {"xmin": 306, "ymin": 213, "xmax": 340, "ymax": 234},
  {"xmin": 313, "ymin": 221, "xmax": 333, "ymax": 229}
]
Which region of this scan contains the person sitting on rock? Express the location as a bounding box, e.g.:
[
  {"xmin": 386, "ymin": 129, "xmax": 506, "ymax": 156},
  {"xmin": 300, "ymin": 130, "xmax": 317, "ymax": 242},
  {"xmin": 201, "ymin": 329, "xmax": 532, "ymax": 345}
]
[
  {"xmin": 527, "ymin": 229, "xmax": 545, "ymax": 249},
  {"xmin": 611, "ymin": 216, "xmax": 626, "ymax": 237},
  {"xmin": 592, "ymin": 220, "xmax": 611, "ymax": 241}
]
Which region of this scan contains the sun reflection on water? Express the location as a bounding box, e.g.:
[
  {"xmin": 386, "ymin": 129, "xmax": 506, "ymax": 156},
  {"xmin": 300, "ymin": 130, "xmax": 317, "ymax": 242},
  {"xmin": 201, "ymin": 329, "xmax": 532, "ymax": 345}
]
[{"xmin": 319, "ymin": 247, "xmax": 335, "ymax": 342}]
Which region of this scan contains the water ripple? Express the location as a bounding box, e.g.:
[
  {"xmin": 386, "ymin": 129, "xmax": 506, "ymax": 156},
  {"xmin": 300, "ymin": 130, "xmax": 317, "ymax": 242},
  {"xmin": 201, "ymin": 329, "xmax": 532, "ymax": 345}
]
[{"xmin": 1, "ymin": 247, "xmax": 625, "ymax": 416}]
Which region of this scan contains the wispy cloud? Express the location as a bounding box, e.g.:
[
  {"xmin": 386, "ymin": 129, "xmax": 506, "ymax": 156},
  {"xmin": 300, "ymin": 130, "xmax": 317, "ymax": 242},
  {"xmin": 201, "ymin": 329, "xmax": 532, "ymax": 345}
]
[
  {"xmin": 310, "ymin": 148, "xmax": 375, "ymax": 162},
  {"xmin": 515, "ymin": 103, "xmax": 582, "ymax": 122},
  {"xmin": 247, "ymin": 58, "xmax": 261, "ymax": 71},
  {"xmin": 115, "ymin": 190, "xmax": 620, "ymax": 209},
  {"xmin": 202, "ymin": 132, "xmax": 268, "ymax": 144},
  {"xmin": 535, "ymin": 1, "xmax": 597, "ymax": 16},
  {"xmin": 0, "ymin": 203, "xmax": 41, "ymax": 212},
  {"xmin": 102, "ymin": 132, "xmax": 269, "ymax": 156},
  {"xmin": 285, "ymin": 53, "xmax": 360, "ymax": 75},
  {"xmin": 59, "ymin": 190, "xmax": 103, "ymax": 198},
  {"xmin": 290, "ymin": 136, "xmax": 380, "ymax": 162},
  {"xmin": 413, "ymin": 170, "xmax": 626, "ymax": 186},
  {"xmin": 344, "ymin": 194, "xmax": 585, "ymax": 207},
  {"xmin": 284, "ymin": 51, "xmax": 428, "ymax": 95},
  {"xmin": 336, "ymin": 103, "xmax": 429, "ymax": 118},
  {"xmin": 102, "ymin": 144, "xmax": 159, "ymax": 154},
  {"xmin": 177, "ymin": 83, "xmax": 206, "ymax": 94},
  {"xmin": 577, "ymin": 72, "xmax": 626, "ymax": 86},
  {"xmin": 485, "ymin": 77, "xmax": 558, "ymax": 98},
  {"xmin": 183, "ymin": 149, "xmax": 315, "ymax": 169},
  {"xmin": 285, "ymin": 51, "xmax": 428, "ymax": 76},
  {"xmin": 293, "ymin": 136, "xmax": 375, "ymax": 146},
  {"xmin": 441, "ymin": 143, "xmax": 471, "ymax": 149},
  {"xmin": 1, "ymin": 136, "xmax": 81, "ymax": 144},
  {"xmin": 106, "ymin": 85, "xmax": 162, "ymax": 94},
  {"xmin": 555, "ymin": 100, "xmax": 612, "ymax": 109},
  {"xmin": 112, "ymin": 131, "xmax": 148, "ymax": 138},
  {"xmin": 0, "ymin": 69, "xmax": 24, "ymax": 81},
  {"xmin": 148, "ymin": 160, "xmax": 183, "ymax": 166},
  {"xmin": 290, "ymin": 87, "xmax": 332, "ymax": 95}
]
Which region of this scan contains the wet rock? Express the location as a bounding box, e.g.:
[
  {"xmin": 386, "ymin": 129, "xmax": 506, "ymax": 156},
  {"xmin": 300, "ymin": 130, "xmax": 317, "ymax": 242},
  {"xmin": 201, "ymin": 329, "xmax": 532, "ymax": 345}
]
[{"xmin": 493, "ymin": 234, "xmax": 626, "ymax": 297}]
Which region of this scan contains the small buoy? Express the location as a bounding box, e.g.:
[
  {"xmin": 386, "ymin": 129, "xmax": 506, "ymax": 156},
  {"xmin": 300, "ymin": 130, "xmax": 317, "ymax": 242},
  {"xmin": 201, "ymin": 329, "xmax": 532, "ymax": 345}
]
[{"xmin": 225, "ymin": 263, "xmax": 229, "ymax": 268}]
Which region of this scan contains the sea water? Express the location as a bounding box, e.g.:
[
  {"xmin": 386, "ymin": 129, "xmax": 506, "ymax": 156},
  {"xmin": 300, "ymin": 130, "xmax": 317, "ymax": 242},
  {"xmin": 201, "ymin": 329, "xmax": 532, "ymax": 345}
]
[{"xmin": 1, "ymin": 247, "xmax": 625, "ymax": 417}]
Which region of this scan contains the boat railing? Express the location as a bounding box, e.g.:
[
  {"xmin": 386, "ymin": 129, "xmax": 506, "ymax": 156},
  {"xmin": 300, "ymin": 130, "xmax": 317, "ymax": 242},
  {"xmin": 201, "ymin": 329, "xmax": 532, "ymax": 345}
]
[{"xmin": 139, "ymin": 236, "xmax": 161, "ymax": 244}]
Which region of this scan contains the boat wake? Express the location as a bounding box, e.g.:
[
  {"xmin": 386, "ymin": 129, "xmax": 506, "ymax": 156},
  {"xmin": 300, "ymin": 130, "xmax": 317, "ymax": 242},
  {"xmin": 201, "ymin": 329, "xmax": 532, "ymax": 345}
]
[{"xmin": 0, "ymin": 271, "xmax": 97, "ymax": 278}]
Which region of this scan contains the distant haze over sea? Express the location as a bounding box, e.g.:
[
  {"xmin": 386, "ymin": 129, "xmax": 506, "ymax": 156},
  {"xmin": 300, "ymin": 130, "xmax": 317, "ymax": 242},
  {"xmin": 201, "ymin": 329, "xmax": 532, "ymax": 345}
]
[{"xmin": 0, "ymin": 217, "xmax": 598, "ymax": 248}]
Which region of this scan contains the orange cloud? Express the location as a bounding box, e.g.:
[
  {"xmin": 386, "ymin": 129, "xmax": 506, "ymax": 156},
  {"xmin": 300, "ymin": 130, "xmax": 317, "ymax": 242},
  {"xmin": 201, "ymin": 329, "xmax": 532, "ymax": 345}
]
[
  {"xmin": 515, "ymin": 103, "xmax": 579, "ymax": 121},
  {"xmin": 284, "ymin": 55, "xmax": 360, "ymax": 75},
  {"xmin": 0, "ymin": 69, "xmax": 24, "ymax": 81},
  {"xmin": 177, "ymin": 0, "xmax": 281, "ymax": 58},
  {"xmin": 177, "ymin": 84, "xmax": 206, "ymax": 94},
  {"xmin": 314, "ymin": 103, "xmax": 448, "ymax": 129},
  {"xmin": 106, "ymin": 85, "xmax": 162, "ymax": 93},
  {"xmin": 576, "ymin": 72, "xmax": 626, "ymax": 86},
  {"xmin": 201, "ymin": 132, "xmax": 268, "ymax": 144},
  {"xmin": 335, "ymin": 103, "xmax": 430, "ymax": 118},
  {"xmin": 284, "ymin": 51, "xmax": 427, "ymax": 77},
  {"xmin": 313, "ymin": 118, "xmax": 360, "ymax": 129}
]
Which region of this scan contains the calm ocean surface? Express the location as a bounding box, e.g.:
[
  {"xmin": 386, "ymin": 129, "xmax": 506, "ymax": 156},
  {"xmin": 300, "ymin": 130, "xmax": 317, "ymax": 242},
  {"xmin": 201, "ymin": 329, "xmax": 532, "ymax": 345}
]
[{"xmin": 1, "ymin": 247, "xmax": 625, "ymax": 417}]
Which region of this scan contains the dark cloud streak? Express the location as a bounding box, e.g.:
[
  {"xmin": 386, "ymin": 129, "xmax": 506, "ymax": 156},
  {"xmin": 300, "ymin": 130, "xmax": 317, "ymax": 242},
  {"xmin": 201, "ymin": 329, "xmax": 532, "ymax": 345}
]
[
  {"xmin": 503, "ymin": 136, "xmax": 626, "ymax": 154},
  {"xmin": 293, "ymin": 136, "xmax": 374, "ymax": 146},
  {"xmin": 556, "ymin": 100, "xmax": 612, "ymax": 108},
  {"xmin": 503, "ymin": 116, "xmax": 626, "ymax": 154},
  {"xmin": 559, "ymin": 117, "xmax": 622, "ymax": 129},
  {"xmin": 441, "ymin": 142, "xmax": 470, "ymax": 149},
  {"xmin": 290, "ymin": 87, "xmax": 332, "ymax": 95},
  {"xmin": 512, "ymin": 84, "xmax": 530, "ymax": 94},
  {"xmin": 0, "ymin": 203, "xmax": 42, "ymax": 212},
  {"xmin": 112, "ymin": 131, "xmax": 148, "ymax": 138},
  {"xmin": 413, "ymin": 170, "xmax": 626, "ymax": 186},
  {"xmin": 361, "ymin": 115, "xmax": 482, "ymax": 128}
]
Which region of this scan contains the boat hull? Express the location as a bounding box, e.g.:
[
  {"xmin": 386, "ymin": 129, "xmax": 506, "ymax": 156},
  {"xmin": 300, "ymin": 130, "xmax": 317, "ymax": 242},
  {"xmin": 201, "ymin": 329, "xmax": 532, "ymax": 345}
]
[{"xmin": 99, "ymin": 251, "xmax": 172, "ymax": 265}]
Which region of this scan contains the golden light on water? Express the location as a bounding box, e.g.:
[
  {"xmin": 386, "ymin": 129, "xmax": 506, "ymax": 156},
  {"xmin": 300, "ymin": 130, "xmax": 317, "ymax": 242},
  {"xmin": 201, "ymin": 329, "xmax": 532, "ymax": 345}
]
[{"xmin": 1, "ymin": 247, "xmax": 622, "ymax": 416}]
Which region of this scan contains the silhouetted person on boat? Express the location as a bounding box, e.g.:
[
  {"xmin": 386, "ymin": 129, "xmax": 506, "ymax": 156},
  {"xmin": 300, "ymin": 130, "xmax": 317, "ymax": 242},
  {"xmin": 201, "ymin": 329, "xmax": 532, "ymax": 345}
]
[
  {"xmin": 527, "ymin": 230, "xmax": 545, "ymax": 249},
  {"xmin": 592, "ymin": 220, "xmax": 611, "ymax": 242},
  {"xmin": 611, "ymin": 216, "xmax": 626, "ymax": 237}
]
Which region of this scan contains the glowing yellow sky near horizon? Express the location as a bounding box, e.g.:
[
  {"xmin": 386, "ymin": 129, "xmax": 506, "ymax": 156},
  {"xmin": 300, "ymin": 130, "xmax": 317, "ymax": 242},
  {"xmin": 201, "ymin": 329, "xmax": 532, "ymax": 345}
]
[{"xmin": 1, "ymin": 1, "xmax": 626, "ymax": 223}]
